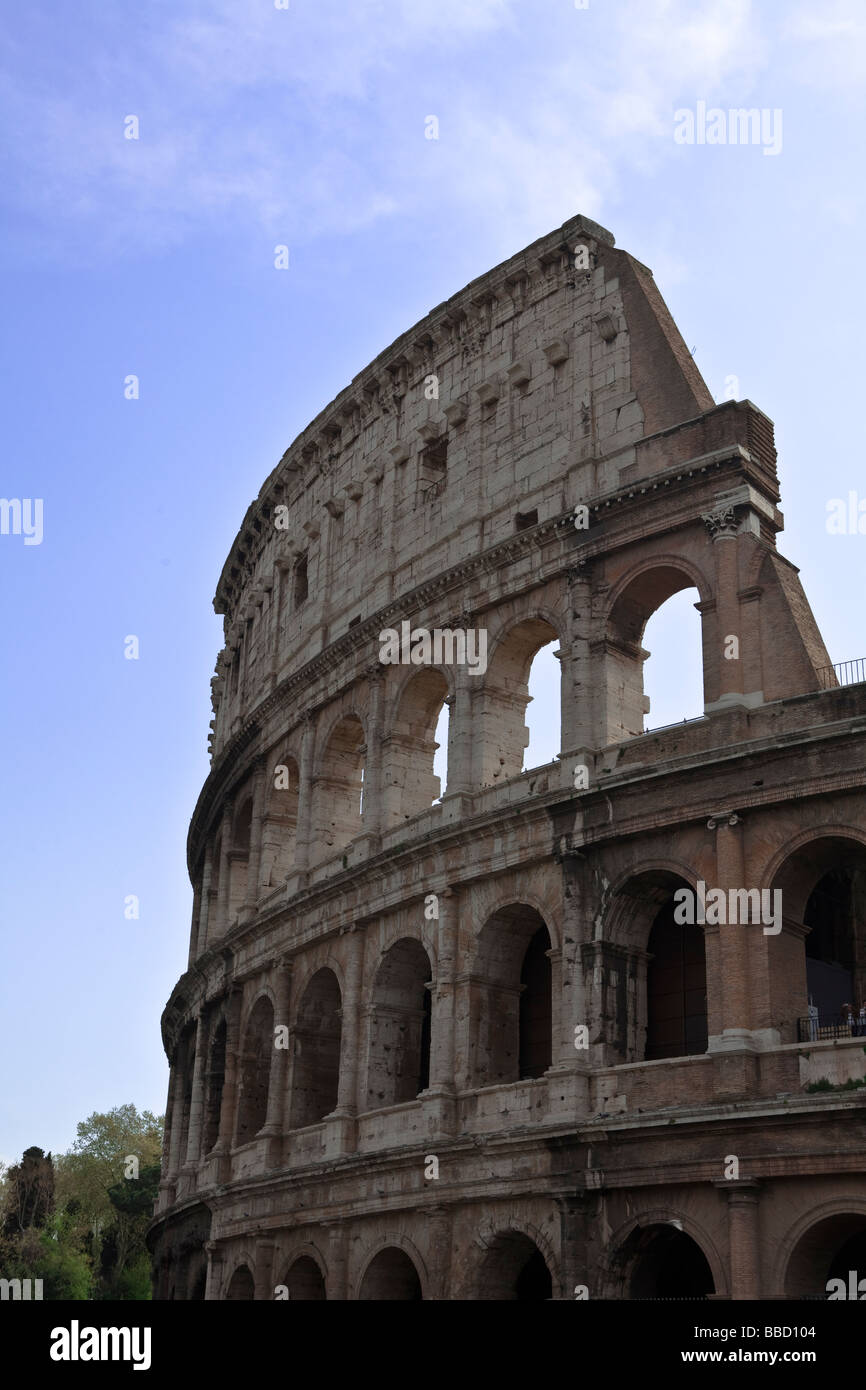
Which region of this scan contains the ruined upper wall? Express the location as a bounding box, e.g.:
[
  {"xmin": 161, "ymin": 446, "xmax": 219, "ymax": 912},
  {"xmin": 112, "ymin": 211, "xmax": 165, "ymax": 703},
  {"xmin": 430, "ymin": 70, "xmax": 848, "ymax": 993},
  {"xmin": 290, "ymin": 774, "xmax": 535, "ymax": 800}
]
[{"xmin": 206, "ymin": 216, "xmax": 760, "ymax": 758}]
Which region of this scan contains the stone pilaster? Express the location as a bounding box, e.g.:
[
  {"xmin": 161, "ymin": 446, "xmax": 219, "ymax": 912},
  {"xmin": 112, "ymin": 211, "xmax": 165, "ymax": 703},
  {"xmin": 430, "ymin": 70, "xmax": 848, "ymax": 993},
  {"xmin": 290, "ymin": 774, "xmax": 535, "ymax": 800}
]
[
  {"xmin": 254, "ymin": 1238, "xmax": 276, "ymax": 1301},
  {"xmin": 718, "ymin": 1179, "xmax": 761, "ymax": 1299},
  {"xmin": 426, "ymin": 887, "xmax": 458, "ymax": 1135},
  {"xmin": 183, "ymin": 1010, "xmax": 208, "ymax": 1170},
  {"xmin": 157, "ymin": 1065, "xmax": 179, "ymax": 1208},
  {"xmin": 326, "ymin": 1223, "xmax": 350, "ymax": 1300},
  {"xmin": 562, "ymin": 567, "xmax": 595, "ymax": 751},
  {"xmin": 204, "ymin": 1241, "xmax": 224, "ymax": 1301},
  {"xmin": 213, "ymin": 987, "xmax": 242, "ymax": 1181},
  {"xmin": 261, "ymin": 957, "xmax": 293, "ymax": 1168},
  {"xmin": 166, "ymin": 1055, "xmax": 186, "ymax": 1183},
  {"xmin": 195, "ymin": 843, "xmax": 214, "ymax": 958},
  {"xmin": 363, "ymin": 667, "xmax": 384, "ymax": 840},
  {"xmin": 425, "ymin": 1205, "xmax": 453, "ymax": 1300},
  {"xmin": 241, "ymin": 759, "xmax": 266, "ymax": 919},
  {"xmin": 334, "ymin": 927, "xmax": 364, "ymax": 1124},
  {"xmin": 293, "ymin": 717, "xmax": 315, "ymax": 877},
  {"xmin": 215, "ymin": 800, "xmax": 234, "ymax": 940}
]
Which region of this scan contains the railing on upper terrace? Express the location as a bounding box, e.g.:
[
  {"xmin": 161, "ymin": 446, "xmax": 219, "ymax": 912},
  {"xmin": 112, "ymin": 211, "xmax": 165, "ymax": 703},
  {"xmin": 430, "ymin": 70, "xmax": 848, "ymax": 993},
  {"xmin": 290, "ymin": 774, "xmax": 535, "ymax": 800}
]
[
  {"xmin": 797, "ymin": 1012, "xmax": 866, "ymax": 1042},
  {"xmin": 817, "ymin": 658, "xmax": 866, "ymax": 690},
  {"xmin": 645, "ymin": 715, "xmax": 706, "ymax": 734}
]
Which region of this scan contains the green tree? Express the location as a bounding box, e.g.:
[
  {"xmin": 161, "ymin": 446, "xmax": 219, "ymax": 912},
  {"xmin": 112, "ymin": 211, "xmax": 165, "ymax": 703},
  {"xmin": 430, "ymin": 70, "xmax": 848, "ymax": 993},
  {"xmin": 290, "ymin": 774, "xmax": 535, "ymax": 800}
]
[
  {"xmin": 3, "ymin": 1147, "xmax": 55, "ymax": 1235},
  {"xmin": 55, "ymin": 1105, "xmax": 163, "ymax": 1298}
]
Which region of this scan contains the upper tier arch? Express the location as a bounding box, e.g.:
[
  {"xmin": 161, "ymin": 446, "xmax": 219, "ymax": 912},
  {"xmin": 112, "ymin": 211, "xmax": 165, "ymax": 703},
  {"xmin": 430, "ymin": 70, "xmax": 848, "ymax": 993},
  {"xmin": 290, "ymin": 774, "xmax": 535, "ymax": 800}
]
[{"xmin": 206, "ymin": 213, "xmax": 724, "ymax": 760}]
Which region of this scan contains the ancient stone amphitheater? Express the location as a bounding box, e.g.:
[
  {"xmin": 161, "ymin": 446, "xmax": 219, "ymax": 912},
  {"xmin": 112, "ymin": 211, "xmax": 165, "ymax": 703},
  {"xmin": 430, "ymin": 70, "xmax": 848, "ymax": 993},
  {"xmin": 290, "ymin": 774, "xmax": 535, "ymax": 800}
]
[{"xmin": 149, "ymin": 214, "xmax": 866, "ymax": 1301}]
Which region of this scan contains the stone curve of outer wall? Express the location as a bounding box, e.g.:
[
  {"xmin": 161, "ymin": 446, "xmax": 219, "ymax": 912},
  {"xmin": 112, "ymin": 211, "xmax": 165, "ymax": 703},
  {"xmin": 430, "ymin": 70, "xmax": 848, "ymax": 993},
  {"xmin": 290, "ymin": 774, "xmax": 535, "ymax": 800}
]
[{"xmin": 148, "ymin": 213, "xmax": 866, "ymax": 1302}]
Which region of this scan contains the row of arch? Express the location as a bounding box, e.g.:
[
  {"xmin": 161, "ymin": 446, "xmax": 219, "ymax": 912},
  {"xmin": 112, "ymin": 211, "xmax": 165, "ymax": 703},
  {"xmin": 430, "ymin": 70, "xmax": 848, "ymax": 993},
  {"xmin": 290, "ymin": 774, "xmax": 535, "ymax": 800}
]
[
  {"xmin": 198, "ymin": 562, "xmax": 710, "ymax": 924},
  {"xmin": 217, "ymin": 1209, "xmax": 866, "ymax": 1300},
  {"xmin": 170, "ymin": 829, "xmax": 866, "ymax": 1170},
  {"xmin": 175, "ymin": 908, "xmax": 556, "ymax": 1165}
]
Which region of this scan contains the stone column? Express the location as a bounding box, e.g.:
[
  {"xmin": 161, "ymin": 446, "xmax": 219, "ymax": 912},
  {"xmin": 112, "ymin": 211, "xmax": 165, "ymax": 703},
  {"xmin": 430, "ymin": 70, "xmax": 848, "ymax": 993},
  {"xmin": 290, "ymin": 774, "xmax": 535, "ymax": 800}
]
[
  {"xmin": 702, "ymin": 506, "xmax": 744, "ymax": 709},
  {"xmin": 215, "ymin": 801, "xmax": 234, "ymax": 940},
  {"xmin": 557, "ymin": 862, "xmax": 589, "ymax": 1067},
  {"xmin": 557, "ymin": 1197, "xmax": 589, "ymax": 1301},
  {"xmin": 561, "ymin": 567, "xmax": 595, "ymax": 752},
  {"xmin": 446, "ymin": 664, "xmax": 475, "ymax": 794},
  {"xmin": 166, "ymin": 1055, "xmax": 186, "ymax": 1182},
  {"xmin": 204, "ymin": 1241, "xmax": 224, "ymax": 1301},
  {"xmin": 334, "ymin": 927, "xmax": 364, "ymax": 1117},
  {"xmin": 428, "ymin": 888, "xmax": 457, "ymax": 1088},
  {"xmin": 261, "ymin": 958, "xmax": 293, "ymax": 1168},
  {"xmin": 188, "ymin": 881, "xmax": 202, "ymax": 970},
  {"xmin": 427, "ymin": 888, "xmax": 458, "ymax": 1135},
  {"xmin": 253, "ymin": 1238, "xmax": 276, "ymax": 1301},
  {"xmin": 213, "ymin": 987, "xmax": 243, "ymax": 1179},
  {"xmin": 425, "ymin": 1206, "xmax": 453, "ymax": 1300},
  {"xmin": 293, "ymin": 717, "xmax": 315, "ymax": 876},
  {"xmin": 720, "ymin": 1180, "xmax": 761, "ymax": 1299},
  {"xmin": 269, "ymin": 562, "xmax": 288, "ymax": 690},
  {"xmin": 184, "ymin": 1010, "xmax": 208, "ymax": 1169},
  {"xmin": 326, "ymin": 1223, "xmax": 350, "ymax": 1300},
  {"xmin": 242, "ymin": 760, "xmax": 266, "ymax": 918},
  {"xmin": 157, "ymin": 1066, "xmax": 179, "ymax": 1208},
  {"xmin": 546, "ymin": 945, "xmax": 563, "ymax": 1070},
  {"xmin": 363, "ymin": 667, "xmax": 384, "ymax": 840},
  {"xmin": 195, "ymin": 844, "xmax": 214, "ymax": 958},
  {"xmin": 710, "ymin": 812, "xmax": 751, "ymax": 1037}
]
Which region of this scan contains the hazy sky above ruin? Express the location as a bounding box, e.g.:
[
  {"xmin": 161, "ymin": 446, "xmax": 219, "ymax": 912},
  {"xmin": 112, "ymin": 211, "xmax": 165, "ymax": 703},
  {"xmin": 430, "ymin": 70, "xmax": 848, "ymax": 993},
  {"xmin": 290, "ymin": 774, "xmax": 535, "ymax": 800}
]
[{"xmin": 1, "ymin": 0, "xmax": 864, "ymax": 1163}]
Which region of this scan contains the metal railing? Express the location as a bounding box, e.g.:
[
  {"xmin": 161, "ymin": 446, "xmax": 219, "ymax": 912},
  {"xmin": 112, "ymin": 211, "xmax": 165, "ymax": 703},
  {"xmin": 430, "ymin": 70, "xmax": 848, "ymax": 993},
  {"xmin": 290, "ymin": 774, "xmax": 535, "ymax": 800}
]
[
  {"xmin": 817, "ymin": 657, "xmax": 866, "ymax": 690},
  {"xmin": 644, "ymin": 715, "xmax": 707, "ymax": 734},
  {"xmin": 797, "ymin": 1012, "xmax": 866, "ymax": 1042}
]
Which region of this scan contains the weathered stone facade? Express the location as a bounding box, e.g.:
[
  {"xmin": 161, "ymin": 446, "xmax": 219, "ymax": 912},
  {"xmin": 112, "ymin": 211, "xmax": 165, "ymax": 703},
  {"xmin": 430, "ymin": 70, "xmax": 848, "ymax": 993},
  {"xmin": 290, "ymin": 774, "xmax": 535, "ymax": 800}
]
[{"xmin": 149, "ymin": 215, "xmax": 866, "ymax": 1300}]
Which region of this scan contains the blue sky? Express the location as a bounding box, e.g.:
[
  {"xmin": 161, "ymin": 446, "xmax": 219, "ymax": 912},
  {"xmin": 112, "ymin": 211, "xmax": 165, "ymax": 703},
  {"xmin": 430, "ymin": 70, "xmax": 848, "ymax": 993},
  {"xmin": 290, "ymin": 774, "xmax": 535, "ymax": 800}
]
[{"xmin": 1, "ymin": 0, "xmax": 864, "ymax": 1166}]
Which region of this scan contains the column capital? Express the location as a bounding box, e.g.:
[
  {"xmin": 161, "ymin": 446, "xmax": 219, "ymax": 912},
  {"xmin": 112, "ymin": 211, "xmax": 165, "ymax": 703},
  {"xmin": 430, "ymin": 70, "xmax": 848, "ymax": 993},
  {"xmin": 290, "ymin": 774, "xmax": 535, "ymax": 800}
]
[
  {"xmin": 702, "ymin": 504, "xmax": 741, "ymax": 540},
  {"xmin": 707, "ymin": 811, "xmax": 742, "ymax": 830}
]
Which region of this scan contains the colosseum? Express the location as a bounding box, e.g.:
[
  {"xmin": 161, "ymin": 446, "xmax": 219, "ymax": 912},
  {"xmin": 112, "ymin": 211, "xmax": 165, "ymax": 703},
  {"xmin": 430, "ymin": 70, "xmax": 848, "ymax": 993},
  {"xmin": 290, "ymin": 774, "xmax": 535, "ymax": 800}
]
[{"xmin": 149, "ymin": 213, "xmax": 866, "ymax": 1301}]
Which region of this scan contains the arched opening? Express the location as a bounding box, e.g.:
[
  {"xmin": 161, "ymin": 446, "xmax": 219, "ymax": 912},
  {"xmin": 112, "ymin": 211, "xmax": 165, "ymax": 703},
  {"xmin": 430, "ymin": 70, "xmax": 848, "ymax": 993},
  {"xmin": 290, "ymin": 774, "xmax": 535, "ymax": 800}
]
[
  {"xmin": 284, "ymin": 1255, "xmax": 327, "ymax": 1300},
  {"xmin": 616, "ymin": 1224, "xmax": 715, "ymax": 1299},
  {"xmin": 476, "ymin": 1231, "xmax": 553, "ymax": 1301},
  {"xmin": 519, "ymin": 926, "xmax": 553, "ymax": 1079},
  {"xmin": 366, "ymin": 938, "xmax": 433, "ymax": 1109},
  {"xmin": 229, "ymin": 797, "xmax": 253, "ymax": 918},
  {"xmin": 599, "ymin": 870, "xmax": 705, "ymax": 1065},
  {"xmin": 383, "ymin": 668, "xmax": 449, "ymax": 824},
  {"xmin": 312, "ymin": 716, "xmax": 365, "ymax": 863},
  {"xmin": 642, "ymin": 588, "xmax": 703, "ymax": 729},
  {"xmin": 225, "ymin": 1264, "xmax": 255, "ymax": 1301},
  {"xmin": 236, "ymin": 995, "xmax": 274, "ymax": 1143},
  {"xmin": 524, "ymin": 641, "xmax": 560, "ymax": 771},
  {"xmin": 290, "ymin": 968, "xmax": 342, "ymax": 1128},
  {"xmin": 432, "ymin": 700, "xmax": 450, "ymax": 803},
  {"xmin": 646, "ymin": 896, "xmax": 708, "ymax": 1061},
  {"xmin": 470, "ymin": 905, "xmax": 552, "ymax": 1086},
  {"xmin": 606, "ymin": 567, "xmax": 705, "ymax": 743},
  {"xmin": 806, "ymin": 871, "xmax": 857, "ymax": 1025},
  {"xmin": 770, "ymin": 836, "xmax": 866, "ymax": 1039},
  {"xmin": 479, "ymin": 618, "xmax": 560, "ymax": 786},
  {"xmin": 358, "ymin": 1248, "xmax": 423, "ymax": 1300},
  {"xmin": 202, "ymin": 1017, "xmax": 226, "ymax": 1154},
  {"xmin": 784, "ymin": 1214, "xmax": 866, "ymax": 1298},
  {"xmin": 262, "ymin": 756, "xmax": 300, "ymax": 889}
]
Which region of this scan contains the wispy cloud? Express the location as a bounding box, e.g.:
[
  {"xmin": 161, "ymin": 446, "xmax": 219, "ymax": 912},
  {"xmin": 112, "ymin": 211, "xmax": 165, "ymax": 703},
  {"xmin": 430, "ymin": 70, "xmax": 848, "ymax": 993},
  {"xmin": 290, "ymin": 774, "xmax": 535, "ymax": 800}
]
[{"xmin": 0, "ymin": 0, "xmax": 859, "ymax": 265}]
